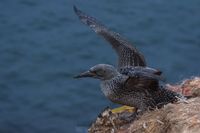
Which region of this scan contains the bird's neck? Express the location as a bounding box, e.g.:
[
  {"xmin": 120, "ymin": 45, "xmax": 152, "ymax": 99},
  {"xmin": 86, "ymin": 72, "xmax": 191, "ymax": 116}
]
[{"xmin": 100, "ymin": 75, "xmax": 123, "ymax": 97}]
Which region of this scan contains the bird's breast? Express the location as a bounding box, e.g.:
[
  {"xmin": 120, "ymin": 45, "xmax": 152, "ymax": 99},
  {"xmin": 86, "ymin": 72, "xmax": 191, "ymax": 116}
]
[
  {"xmin": 100, "ymin": 76, "xmax": 127, "ymax": 98},
  {"xmin": 100, "ymin": 81, "xmax": 115, "ymax": 98}
]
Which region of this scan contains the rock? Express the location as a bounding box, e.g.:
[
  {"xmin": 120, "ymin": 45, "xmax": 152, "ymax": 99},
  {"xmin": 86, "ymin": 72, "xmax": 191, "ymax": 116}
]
[
  {"xmin": 127, "ymin": 97, "xmax": 200, "ymax": 133},
  {"xmin": 88, "ymin": 77, "xmax": 200, "ymax": 133},
  {"xmin": 166, "ymin": 77, "xmax": 200, "ymax": 97},
  {"xmin": 88, "ymin": 107, "xmax": 136, "ymax": 133}
]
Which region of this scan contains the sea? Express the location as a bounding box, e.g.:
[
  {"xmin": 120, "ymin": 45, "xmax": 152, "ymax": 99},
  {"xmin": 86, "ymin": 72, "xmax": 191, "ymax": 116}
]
[{"xmin": 0, "ymin": 0, "xmax": 200, "ymax": 132}]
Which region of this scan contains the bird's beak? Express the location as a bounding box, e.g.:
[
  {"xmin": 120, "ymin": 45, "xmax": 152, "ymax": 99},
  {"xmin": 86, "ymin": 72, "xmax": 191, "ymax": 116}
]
[{"xmin": 74, "ymin": 70, "xmax": 95, "ymax": 78}]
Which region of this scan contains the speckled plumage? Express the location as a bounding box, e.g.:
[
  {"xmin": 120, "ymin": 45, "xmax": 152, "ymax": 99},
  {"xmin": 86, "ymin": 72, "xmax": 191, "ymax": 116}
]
[
  {"xmin": 100, "ymin": 71, "xmax": 182, "ymax": 112},
  {"xmin": 74, "ymin": 6, "xmax": 183, "ymax": 113}
]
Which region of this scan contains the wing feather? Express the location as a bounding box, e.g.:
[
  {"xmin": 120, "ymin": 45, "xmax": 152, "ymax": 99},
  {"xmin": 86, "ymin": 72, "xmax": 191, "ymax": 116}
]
[{"xmin": 74, "ymin": 6, "xmax": 146, "ymax": 68}]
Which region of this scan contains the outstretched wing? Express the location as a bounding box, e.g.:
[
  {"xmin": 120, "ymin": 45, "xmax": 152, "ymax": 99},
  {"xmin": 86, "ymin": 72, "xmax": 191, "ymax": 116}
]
[{"xmin": 74, "ymin": 6, "xmax": 146, "ymax": 68}]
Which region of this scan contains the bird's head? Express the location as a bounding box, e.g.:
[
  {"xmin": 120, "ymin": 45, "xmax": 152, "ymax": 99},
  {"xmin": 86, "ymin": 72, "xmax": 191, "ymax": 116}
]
[{"xmin": 74, "ymin": 64, "xmax": 119, "ymax": 80}]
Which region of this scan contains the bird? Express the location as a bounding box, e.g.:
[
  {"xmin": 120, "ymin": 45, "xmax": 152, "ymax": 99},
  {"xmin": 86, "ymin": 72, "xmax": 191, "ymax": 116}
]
[{"xmin": 73, "ymin": 6, "xmax": 183, "ymax": 113}]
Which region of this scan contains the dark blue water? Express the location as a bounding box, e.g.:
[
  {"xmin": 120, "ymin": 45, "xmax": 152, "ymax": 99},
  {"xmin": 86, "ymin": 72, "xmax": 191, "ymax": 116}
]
[{"xmin": 0, "ymin": 0, "xmax": 200, "ymax": 132}]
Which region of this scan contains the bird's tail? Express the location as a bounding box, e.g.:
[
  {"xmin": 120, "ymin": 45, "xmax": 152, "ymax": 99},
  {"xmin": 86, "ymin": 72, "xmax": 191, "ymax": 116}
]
[{"xmin": 153, "ymin": 86, "xmax": 185, "ymax": 108}]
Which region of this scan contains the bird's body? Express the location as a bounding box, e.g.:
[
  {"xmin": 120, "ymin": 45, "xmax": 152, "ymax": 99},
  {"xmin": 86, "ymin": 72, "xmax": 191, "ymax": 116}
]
[
  {"xmin": 101, "ymin": 76, "xmax": 181, "ymax": 110},
  {"xmin": 73, "ymin": 6, "xmax": 183, "ymax": 113},
  {"xmin": 100, "ymin": 67, "xmax": 181, "ymax": 112}
]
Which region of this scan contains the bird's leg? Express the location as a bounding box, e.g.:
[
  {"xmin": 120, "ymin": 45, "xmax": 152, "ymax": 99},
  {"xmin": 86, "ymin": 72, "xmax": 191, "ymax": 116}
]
[
  {"xmin": 111, "ymin": 106, "xmax": 137, "ymax": 123},
  {"xmin": 111, "ymin": 105, "xmax": 136, "ymax": 114}
]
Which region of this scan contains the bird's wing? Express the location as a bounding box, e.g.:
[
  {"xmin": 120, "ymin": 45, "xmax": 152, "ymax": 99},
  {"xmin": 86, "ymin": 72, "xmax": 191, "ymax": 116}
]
[
  {"xmin": 74, "ymin": 6, "xmax": 146, "ymax": 68},
  {"xmin": 122, "ymin": 67, "xmax": 164, "ymax": 91},
  {"xmin": 120, "ymin": 66, "xmax": 165, "ymax": 81},
  {"xmin": 124, "ymin": 74, "xmax": 159, "ymax": 92}
]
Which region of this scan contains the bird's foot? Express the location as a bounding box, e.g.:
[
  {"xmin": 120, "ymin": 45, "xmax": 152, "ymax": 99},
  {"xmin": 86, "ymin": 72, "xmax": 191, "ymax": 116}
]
[
  {"xmin": 111, "ymin": 106, "xmax": 137, "ymax": 123},
  {"xmin": 111, "ymin": 105, "xmax": 135, "ymax": 114}
]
